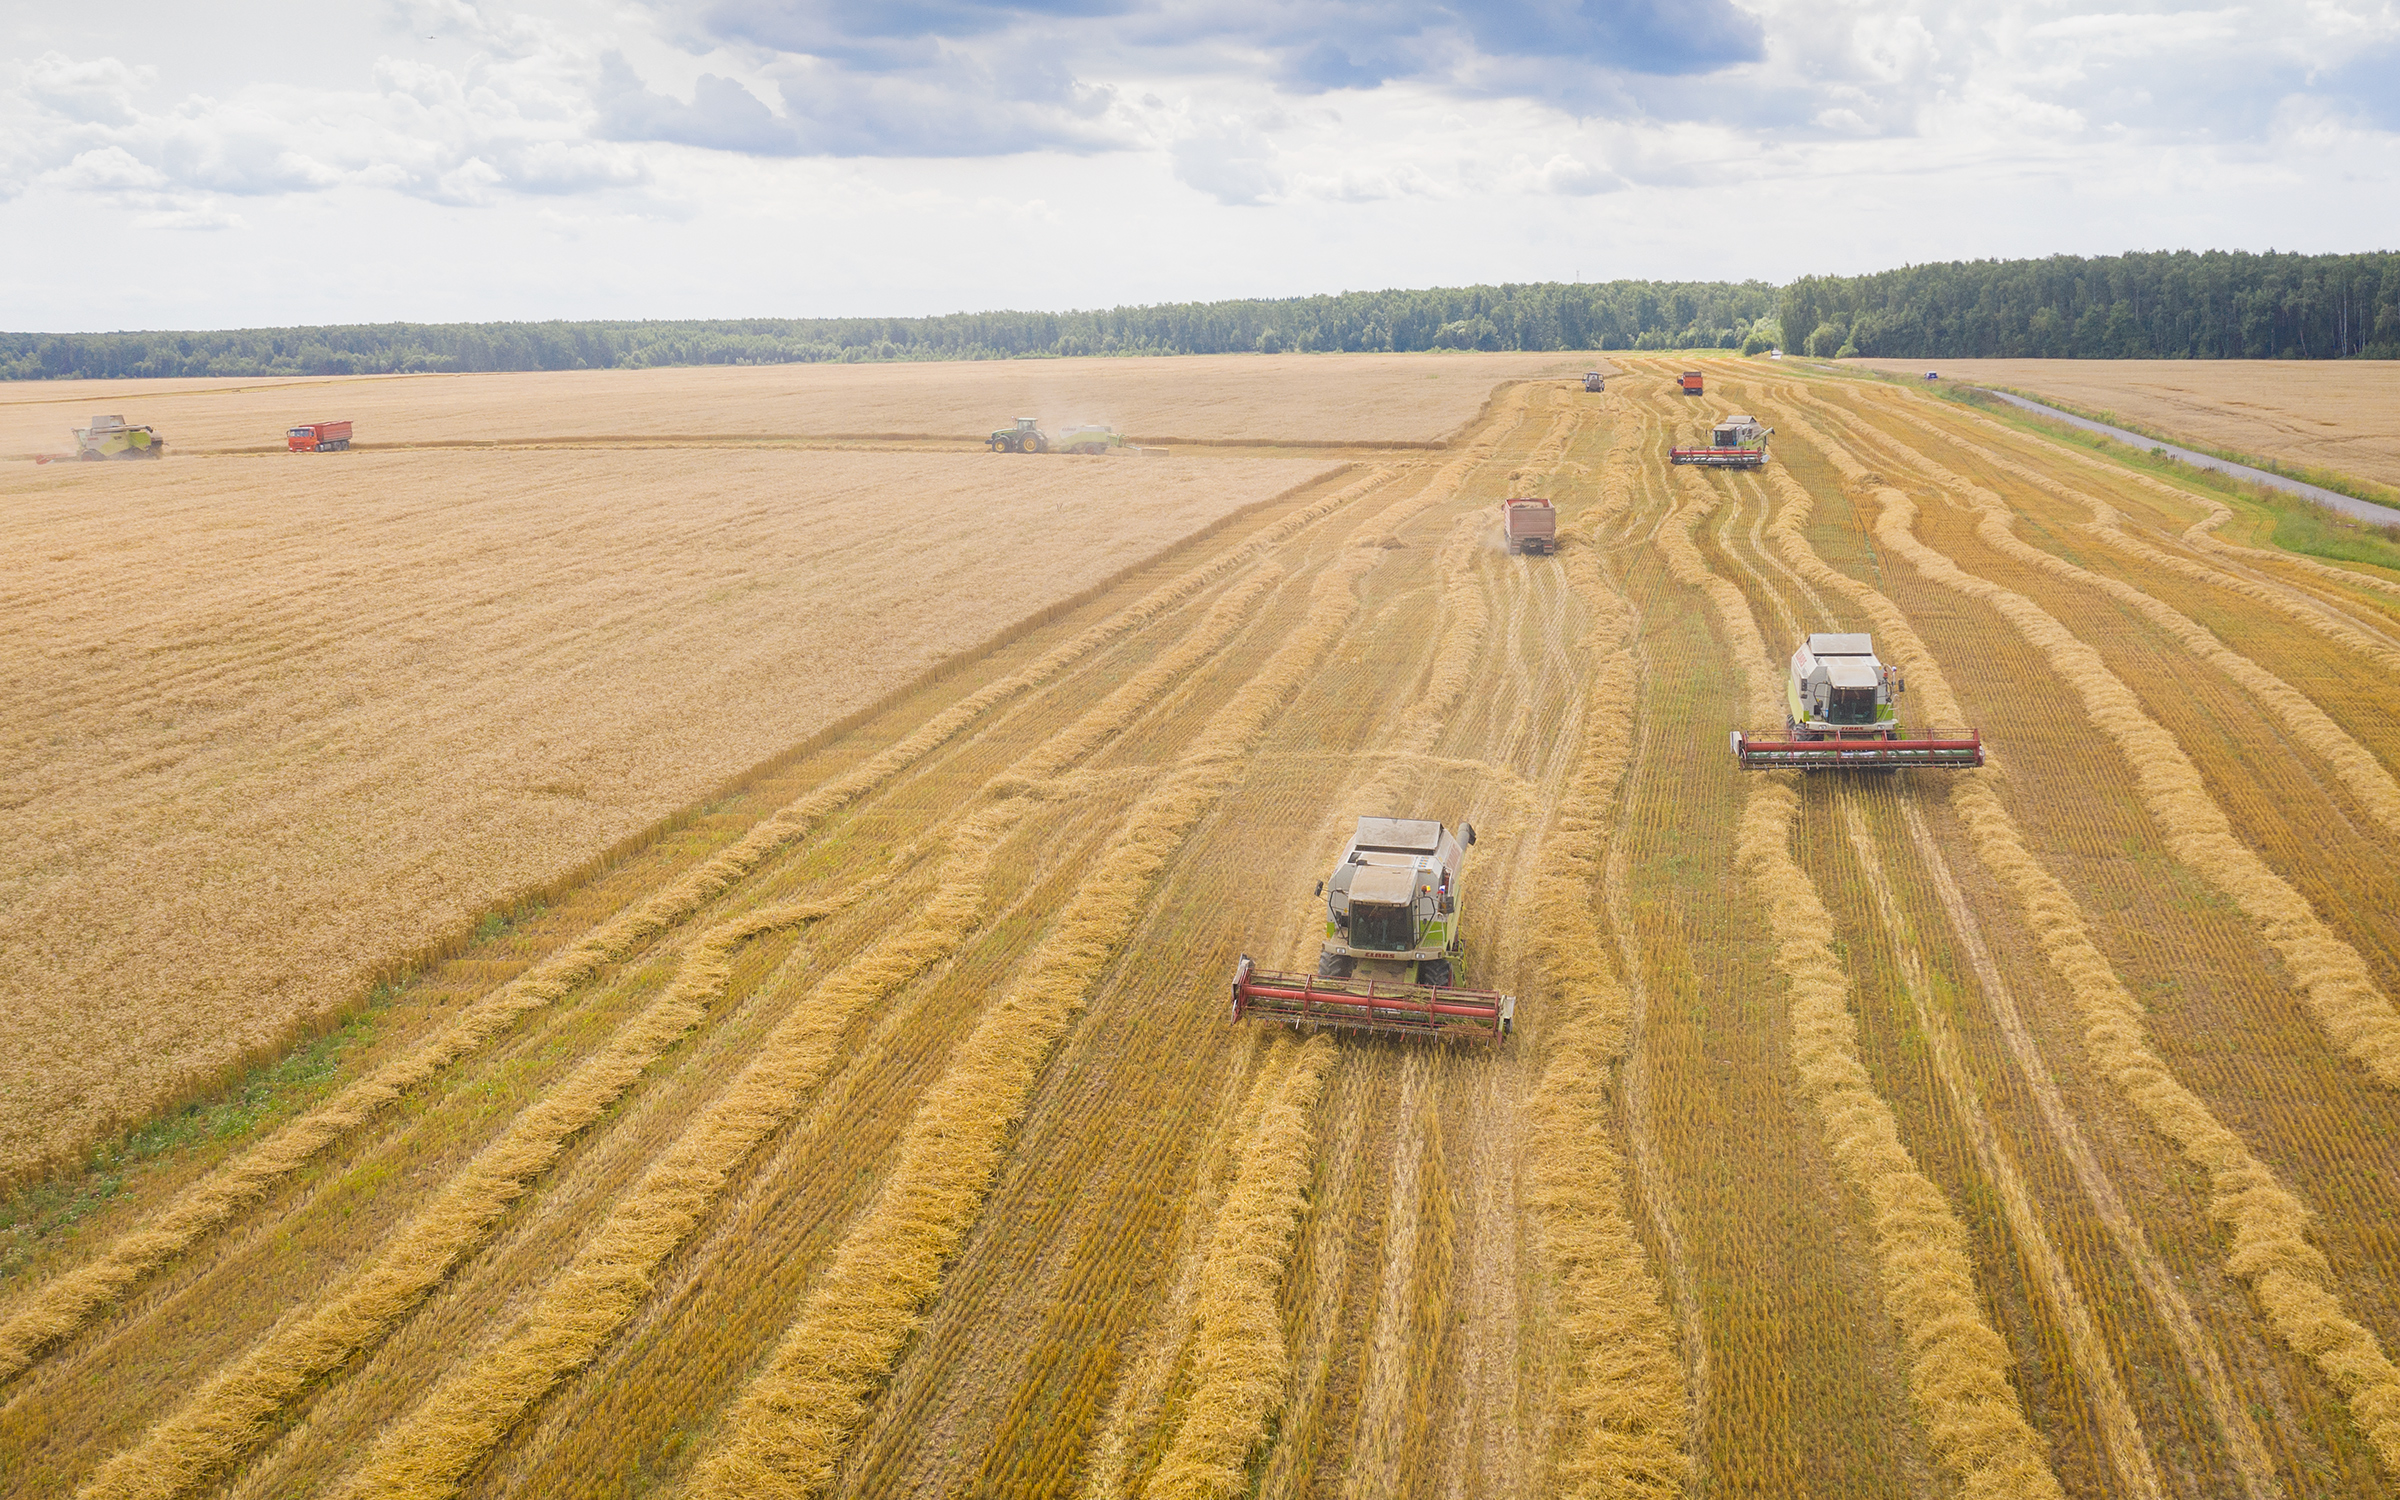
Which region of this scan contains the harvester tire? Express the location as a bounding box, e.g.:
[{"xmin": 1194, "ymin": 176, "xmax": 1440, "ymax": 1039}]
[
  {"xmin": 1028, "ymin": 436, "xmax": 1047, "ymax": 454},
  {"xmin": 1316, "ymin": 951, "xmax": 1355, "ymax": 979},
  {"xmin": 1417, "ymin": 958, "xmax": 1453, "ymax": 988},
  {"xmin": 80, "ymin": 450, "xmax": 103, "ymax": 461}
]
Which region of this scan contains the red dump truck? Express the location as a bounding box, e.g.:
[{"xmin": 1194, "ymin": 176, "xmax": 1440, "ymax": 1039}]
[
  {"xmin": 287, "ymin": 420, "xmax": 353, "ymax": 452},
  {"xmin": 1501, "ymin": 497, "xmax": 1556, "ymax": 556},
  {"xmin": 1678, "ymin": 371, "xmax": 1704, "ymax": 395}
]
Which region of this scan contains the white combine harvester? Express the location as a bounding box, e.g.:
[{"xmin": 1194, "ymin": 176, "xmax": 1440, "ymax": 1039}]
[
  {"xmin": 1732, "ymin": 633, "xmax": 1983, "ymax": 770},
  {"xmin": 1230, "ymin": 816, "xmax": 1514, "ymax": 1043},
  {"xmin": 1672, "ymin": 414, "xmax": 1772, "ymax": 469}
]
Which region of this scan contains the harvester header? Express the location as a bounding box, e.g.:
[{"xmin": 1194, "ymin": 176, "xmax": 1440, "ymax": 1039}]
[
  {"xmin": 1230, "ymin": 816, "xmax": 1513, "ymax": 1042},
  {"xmin": 1733, "ymin": 633, "xmax": 1983, "ymax": 770},
  {"xmin": 1672, "ymin": 414, "xmax": 1773, "ymax": 468}
]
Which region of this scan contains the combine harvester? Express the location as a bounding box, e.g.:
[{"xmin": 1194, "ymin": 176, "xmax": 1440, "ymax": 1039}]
[
  {"xmin": 1732, "ymin": 633, "xmax": 1983, "ymax": 770},
  {"xmin": 1231, "ymin": 816, "xmax": 1514, "ymax": 1043},
  {"xmin": 37, "ymin": 414, "xmax": 165, "ymax": 463},
  {"xmin": 1672, "ymin": 413, "xmax": 1773, "ymax": 469}
]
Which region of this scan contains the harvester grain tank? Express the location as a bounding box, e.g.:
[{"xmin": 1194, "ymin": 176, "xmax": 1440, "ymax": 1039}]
[
  {"xmin": 287, "ymin": 420, "xmax": 352, "ymax": 452},
  {"xmin": 1670, "ymin": 414, "xmax": 1773, "ymax": 469},
  {"xmin": 1054, "ymin": 424, "xmax": 1125, "ymax": 455},
  {"xmin": 988, "ymin": 417, "xmax": 1048, "ymax": 453},
  {"xmin": 1583, "ymin": 371, "xmax": 1606, "ymax": 392},
  {"xmin": 1501, "ymin": 497, "xmax": 1556, "ymax": 555},
  {"xmin": 1230, "ymin": 816, "xmax": 1513, "ymax": 1042},
  {"xmin": 1678, "ymin": 371, "xmax": 1704, "ymax": 395},
  {"xmin": 1731, "ymin": 633, "xmax": 1983, "ymax": 770},
  {"xmin": 70, "ymin": 415, "xmax": 164, "ymax": 461}
]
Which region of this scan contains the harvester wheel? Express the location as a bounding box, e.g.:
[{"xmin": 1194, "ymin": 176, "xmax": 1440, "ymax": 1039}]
[
  {"xmin": 79, "ymin": 450, "xmax": 103, "ymax": 461},
  {"xmin": 1417, "ymin": 958, "xmax": 1453, "ymax": 988},
  {"xmin": 1029, "ymin": 436, "xmax": 1047, "ymax": 454},
  {"xmin": 1316, "ymin": 951, "xmax": 1355, "ymax": 979}
]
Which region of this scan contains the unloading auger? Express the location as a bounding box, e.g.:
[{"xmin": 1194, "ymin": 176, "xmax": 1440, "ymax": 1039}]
[
  {"xmin": 1732, "ymin": 632, "xmax": 1984, "ymax": 770},
  {"xmin": 1230, "ymin": 816, "xmax": 1514, "ymax": 1043}
]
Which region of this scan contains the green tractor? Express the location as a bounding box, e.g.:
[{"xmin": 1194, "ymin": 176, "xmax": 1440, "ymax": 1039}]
[{"xmin": 987, "ymin": 417, "xmax": 1049, "ymax": 454}]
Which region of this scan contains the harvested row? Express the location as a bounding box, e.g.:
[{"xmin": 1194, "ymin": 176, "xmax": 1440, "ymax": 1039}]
[
  {"xmin": 1142, "ymin": 1038, "xmax": 1339, "ymax": 1500},
  {"xmin": 1755, "ymin": 398, "xmax": 2400, "ymax": 1479},
  {"xmin": 0, "ymin": 462, "xmax": 1401, "ymax": 1393},
  {"xmin": 1764, "ymin": 395, "xmax": 2400, "ymax": 1090},
  {"xmin": 327, "ymin": 570, "xmax": 1292, "ymax": 1500},
  {"xmin": 1755, "ymin": 447, "xmax": 2286, "ymax": 1500},
  {"xmin": 1520, "ymin": 504, "xmax": 1687, "ymax": 1495},
  {"xmin": 1082, "ymin": 387, "xmax": 1539, "ymax": 1499},
  {"xmin": 1836, "ymin": 801, "xmax": 2165, "ymax": 1500},
  {"xmin": 1655, "ymin": 441, "xmax": 2064, "ymax": 1500},
  {"xmin": 1932, "ymin": 404, "xmax": 2400, "ymax": 671},
  {"xmin": 1789, "ymin": 390, "xmax": 2400, "ymax": 839},
  {"xmin": 76, "ymin": 884, "xmax": 885, "ymax": 1500},
  {"xmin": 684, "ymin": 523, "xmax": 1396, "ymax": 1500}
]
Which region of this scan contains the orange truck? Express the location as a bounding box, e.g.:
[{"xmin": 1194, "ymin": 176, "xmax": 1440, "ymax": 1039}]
[
  {"xmin": 1678, "ymin": 371, "xmax": 1704, "ymax": 395},
  {"xmin": 287, "ymin": 420, "xmax": 353, "ymax": 452}
]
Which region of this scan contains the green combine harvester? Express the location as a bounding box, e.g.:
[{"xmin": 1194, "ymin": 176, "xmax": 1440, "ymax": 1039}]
[{"xmin": 69, "ymin": 414, "xmax": 165, "ymax": 461}]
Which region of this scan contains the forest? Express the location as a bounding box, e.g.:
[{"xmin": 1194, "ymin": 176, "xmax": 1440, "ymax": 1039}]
[
  {"xmin": 1778, "ymin": 250, "xmax": 2400, "ymax": 361},
  {"xmin": 0, "ymin": 281, "xmax": 1774, "ymax": 380},
  {"xmin": 3, "ymin": 250, "xmax": 2393, "ymax": 379}
]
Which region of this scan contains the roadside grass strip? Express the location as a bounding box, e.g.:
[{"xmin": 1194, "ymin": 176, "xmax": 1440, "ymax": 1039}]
[
  {"xmin": 0, "ymin": 466, "xmax": 1396, "ymax": 1392},
  {"xmin": 1660, "ymin": 470, "xmax": 2066, "ymax": 1500},
  {"xmin": 1754, "ymin": 413, "xmax": 2400, "ymax": 1478}
]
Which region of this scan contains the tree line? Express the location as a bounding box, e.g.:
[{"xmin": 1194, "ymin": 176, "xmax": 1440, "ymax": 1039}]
[
  {"xmin": 4, "ymin": 250, "xmax": 2392, "ymax": 379},
  {"xmin": 1778, "ymin": 250, "xmax": 2400, "ymax": 361},
  {"xmin": 0, "ymin": 281, "xmax": 1774, "ymax": 380}
]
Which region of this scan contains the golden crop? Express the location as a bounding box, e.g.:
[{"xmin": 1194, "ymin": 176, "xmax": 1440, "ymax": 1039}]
[{"xmin": 5, "ymin": 354, "xmax": 2396, "ymax": 1499}]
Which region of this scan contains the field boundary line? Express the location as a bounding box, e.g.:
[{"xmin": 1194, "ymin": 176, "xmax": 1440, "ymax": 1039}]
[
  {"xmin": 1928, "ymin": 394, "xmax": 2400, "ymax": 607},
  {"xmin": 0, "ymin": 463, "xmax": 1397, "ymax": 1390},
  {"xmin": 1657, "ymin": 463, "xmax": 2066, "ymax": 1500},
  {"xmin": 1755, "ymin": 413, "xmax": 2400, "ymax": 1481}
]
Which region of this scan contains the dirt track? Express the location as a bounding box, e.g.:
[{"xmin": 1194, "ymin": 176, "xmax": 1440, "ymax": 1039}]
[{"xmin": 3, "ymin": 358, "xmax": 2398, "ymax": 1499}]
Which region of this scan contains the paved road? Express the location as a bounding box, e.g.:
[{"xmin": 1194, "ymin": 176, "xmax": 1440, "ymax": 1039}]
[{"xmin": 1980, "ymin": 388, "xmax": 2397, "ymax": 525}]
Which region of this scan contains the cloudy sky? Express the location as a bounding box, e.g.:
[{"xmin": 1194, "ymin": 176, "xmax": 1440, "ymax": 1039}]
[{"xmin": 2, "ymin": 0, "xmax": 2395, "ymax": 331}]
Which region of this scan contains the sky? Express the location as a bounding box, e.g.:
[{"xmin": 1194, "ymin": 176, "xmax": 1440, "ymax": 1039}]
[{"xmin": 2, "ymin": 0, "xmax": 2395, "ymax": 331}]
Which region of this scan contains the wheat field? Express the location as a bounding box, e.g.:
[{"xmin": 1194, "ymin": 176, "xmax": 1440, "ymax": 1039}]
[
  {"xmin": 1852, "ymin": 357, "xmax": 2400, "ymax": 490},
  {"xmin": 0, "ymin": 350, "xmax": 1599, "ymax": 458},
  {"xmin": 3, "ymin": 352, "xmax": 2398, "ymax": 1500}
]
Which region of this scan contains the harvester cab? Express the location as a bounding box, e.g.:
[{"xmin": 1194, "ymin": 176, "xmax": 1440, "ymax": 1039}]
[
  {"xmin": 71, "ymin": 414, "xmax": 164, "ymax": 461},
  {"xmin": 988, "ymin": 417, "xmax": 1049, "ymax": 454},
  {"xmin": 1731, "ymin": 633, "xmax": 1984, "ymax": 770},
  {"xmin": 1230, "ymin": 817, "xmax": 1514, "ymax": 1042}
]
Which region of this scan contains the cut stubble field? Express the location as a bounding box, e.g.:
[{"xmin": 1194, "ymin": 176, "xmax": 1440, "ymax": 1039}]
[{"xmin": 3, "ymin": 350, "xmax": 2398, "ymax": 1500}]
